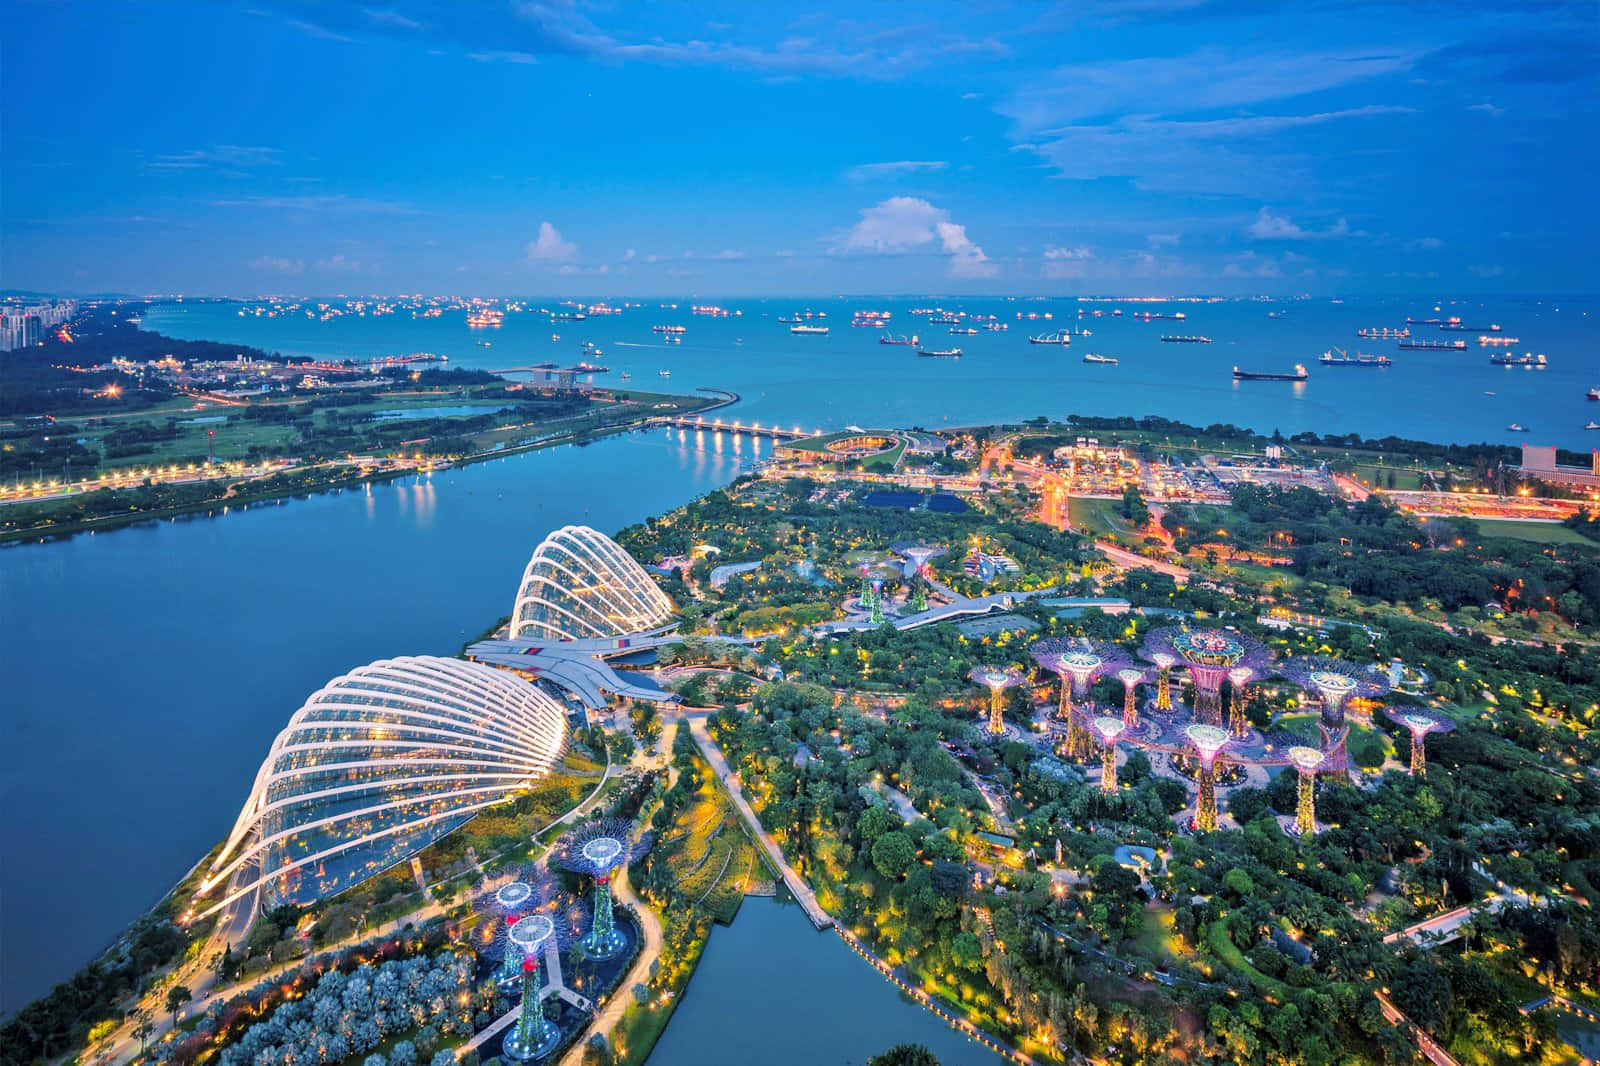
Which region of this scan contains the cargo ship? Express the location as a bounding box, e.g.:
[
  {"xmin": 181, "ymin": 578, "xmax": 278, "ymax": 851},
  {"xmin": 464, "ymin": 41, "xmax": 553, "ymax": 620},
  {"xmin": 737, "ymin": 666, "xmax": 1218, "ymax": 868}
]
[
  {"xmin": 1398, "ymin": 339, "xmax": 1467, "ymax": 350},
  {"xmin": 1406, "ymin": 316, "xmax": 1444, "ymax": 325},
  {"xmin": 1135, "ymin": 311, "xmax": 1187, "ymax": 321},
  {"xmin": 1233, "ymin": 363, "xmax": 1308, "ymax": 381},
  {"xmin": 1589, "ymin": 386, "xmax": 1600, "ymax": 401},
  {"xmin": 917, "ymin": 347, "xmax": 962, "ymax": 358},
  {"xmin": 1479, "ymin": 335, "xmax": 1519, "ymax": 346},
  {"xmin": 1082, "ymin": 353, "xmax": 1118, "ymax": 364},
  {"xmin": 651, "ymin": 324, "xmax": 686, "ymax": 334},
  {"xmin": 790, "ymin": 324, "xmax": 829, "ymax": 335},
  {"xmin": 1439, "ymin": 317, "xmax": 1502, "ymax": 332},
  {"xmin": 1161, "ymin": 335, "xmax": 1212, "ymax": 344},
  {"xmin": 1357, "ymin": 327, "xmax": 1409, "ymax": 339},
  {"xmin": 949, "ymin": 326, "xmax": 979, "ymax": 335},
  {"xmin": 1320, "ymin": 349, "xmax": 1390, "ymax": 367},
  {"xmin": 1029, "ymin": 330, "xmax": 1071, "ymax": 345},
  {"xmin": 879, "ymin": 333, "xmax": 918, "ymax": 346},
  {"xmin": 1489, "ymin": 352, "xmax": 1547, "ymax": 368}
]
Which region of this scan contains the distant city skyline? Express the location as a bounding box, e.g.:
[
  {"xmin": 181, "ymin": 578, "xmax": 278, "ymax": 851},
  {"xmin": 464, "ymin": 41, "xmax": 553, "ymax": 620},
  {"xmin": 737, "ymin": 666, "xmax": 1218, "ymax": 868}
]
[{"xmin": 4, "ymin": 0, "xmax": 1597, "ymax": 296}]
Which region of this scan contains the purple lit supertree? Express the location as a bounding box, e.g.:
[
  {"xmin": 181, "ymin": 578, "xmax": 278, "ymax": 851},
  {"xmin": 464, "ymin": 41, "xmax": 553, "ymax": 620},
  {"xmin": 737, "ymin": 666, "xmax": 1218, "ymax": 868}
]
[
  {"xmin": 1284, "ymin": 746, "xmax": 1326, "ymax": 836},
  {"xmin": 1031, "ymin": 638, "xmax": 1132, "ymax": 759},
  {"xmin": 1116, "ymin": 667, "xmax": 1149, "ymax": 730},
  {"xmin": 1141, "ymin": 627, "xmax": 1272, "ymax": 727},
  {"xmin": 1227, "ymin": 666, "xmax": 1256, "ymax": 738},
  {"xmin": 553, "ymin": 818, "xmax": 651, "ymax": 960},
  {"xmin": 1279, "ymin": 657, "xmax": 1393, "ymax": 730},
  {"xmin": 1088, "ymin": 715, "xmax": 1127, "ymax": 794},
  {"xmin": 1150, "ymin": 652, "xmax": 1177, "ymax": 711},
  {"xmin": 969, "ymin": 666, "xmax": 1025, "ymax": 736},
  {"xmin": 1183, "ymin": 724, "xmax": 1231, "ymax": 832},
  {"xmin": 1384, "ymin": 707, "xmax": 1455, "ymax": 776},
  {"xmin": 467, "ymin": 866, "xmax": 560, "ymax": 988}
]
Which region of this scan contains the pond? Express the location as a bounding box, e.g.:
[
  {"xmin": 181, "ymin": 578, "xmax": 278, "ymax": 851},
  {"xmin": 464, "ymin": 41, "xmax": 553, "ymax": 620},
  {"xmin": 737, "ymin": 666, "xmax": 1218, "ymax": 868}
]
[{"xmin": 645, "ymin": 896, "xmax": 1003, "ymax": 1065}]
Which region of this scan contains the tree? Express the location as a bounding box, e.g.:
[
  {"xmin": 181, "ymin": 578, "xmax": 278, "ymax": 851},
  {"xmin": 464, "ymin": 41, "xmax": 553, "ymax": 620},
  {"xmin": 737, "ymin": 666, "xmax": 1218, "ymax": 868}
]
[
  {"xmin": 869, "ymin": 1045, "xmax": 942, "ymax": 1066},
  {"xmin": 131, "ymin": 1010, "xmax": 156, "ymax": 1054},
  {"xmin": 871, "ymin": 831, "xmax": 917, "ymax": 880},
  {"xmin": 951, "ymin": 931, "xmax": 985, "ymax": 972},
  {"xmin": 165, "ymin": 983, "xmax": 192, "ymax": 1023}
]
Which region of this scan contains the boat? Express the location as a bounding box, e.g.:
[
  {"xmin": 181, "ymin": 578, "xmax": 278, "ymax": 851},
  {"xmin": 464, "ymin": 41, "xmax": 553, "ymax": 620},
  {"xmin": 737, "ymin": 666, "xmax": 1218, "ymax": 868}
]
[
  {"xmin": 1161, "ymin": 335, "xmax": 1212, "ymax": 344},
  {"xmin": 790, "ymin": 324, "xmax": 829, "ymax": 335},
  {"xmin": 476, "ymin": 340, "xmax": 491, "ymax": 347},
  {"xmin": 1406, "ymin": 316, "xmax": 1444, "ymax": 325},
  {"xmin": 1319, "ymin": 348, "xmax": 1390, "ymax": 367},
  {"xmin": 1357, "ymin": 327, "xmax": 1409, "ymax": 339},
  {"xmin": 1484, "ymin": 391, "xmax": 1496, "ymax": 396},
  {"xmin": 1068, "ymin": 327, "xmax": 1093, "ymax": 337},
  {"xmin": 949, "ymin": 327, "xmax": 979, "ymax": 335},
  {"xmin": 1440, "ymin": 320, "xmax": 1501, "ymax": 332},
  {"xmin": 1233, "ymin": 364, "xmax": 1308, "ymax": 381},
  {"xmin": 1586, "ymin": 421, "xmax": 1600, "ymax": 431},
  {"xmin": 1587, "ymin": 387, "xmax": 1599, "ymax": 401},
  {"xmin": 1029, "ymin": 330, "xmax": 1071, "ymax": 345},
  {"xmin": 1082, "ymin": 353, "xmax": 1118, "ymax": 364},
  {"xmin": 1479, "ymin": 335, "xmax": 1519, "ymax": 347},
  {"xmin": 930, "ymin": 314, "xmax": 964, "ymax": 325},
  {"xmin": 917, "ymin": 347, "xmax": 962, "ymax": 358},
  {"xmin": 658, "ymin": 370, "xmax": 671, "ymax": 377},
  {"xmin": 1489, "ymin": 352, "xmax": 1547, "ymax": 368},
  {"xmin": 1135, "ymin": 311, "xmax": 1186, "ymax": 321},
  {"xmin": 879, "ymin": 334, "xmax": 918, "ymax": 346},
  {"xmin": 619, "ymin": 372, "xmax": 632, "ymax": 380},
  {"xmin": 651, "ymin": 324, "xmax": 686, "ymax": 334},
  {"xmin": 1398, "ymin": 339, "xmax": 1468, "ymax": 350},
  {"xmin": 1507, "ymin": 423, "xmax": 1528, "ymax": 432}
]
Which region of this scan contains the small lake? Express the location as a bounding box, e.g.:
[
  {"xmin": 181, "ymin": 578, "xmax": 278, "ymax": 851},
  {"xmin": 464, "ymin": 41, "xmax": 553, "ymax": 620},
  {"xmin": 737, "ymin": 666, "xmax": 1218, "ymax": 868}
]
[
  {"xmin": 645, "ymin": 896, "xmax": 1003, "ymax": 1065},
  {"xmin": 369, "ymin": 404, "xmax": 515, "ymax": 421}
]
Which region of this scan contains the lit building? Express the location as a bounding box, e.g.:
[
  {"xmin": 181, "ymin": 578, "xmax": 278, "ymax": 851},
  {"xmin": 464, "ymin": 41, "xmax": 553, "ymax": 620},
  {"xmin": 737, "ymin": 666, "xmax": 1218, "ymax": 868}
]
[
  {"xmin": 194, "ymin": 656, "xmax": 568, "ymax": 919},
  {"xmin": 510, "ymin": 525, "xmax": 675, "ymax": 641}
]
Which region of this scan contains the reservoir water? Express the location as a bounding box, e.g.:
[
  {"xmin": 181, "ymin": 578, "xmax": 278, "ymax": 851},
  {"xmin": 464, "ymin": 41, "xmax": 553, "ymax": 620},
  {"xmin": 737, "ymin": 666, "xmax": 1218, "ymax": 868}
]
[{"xmin": 644, "ymin": 896, "xmax": 1002, "ymax": 1066}]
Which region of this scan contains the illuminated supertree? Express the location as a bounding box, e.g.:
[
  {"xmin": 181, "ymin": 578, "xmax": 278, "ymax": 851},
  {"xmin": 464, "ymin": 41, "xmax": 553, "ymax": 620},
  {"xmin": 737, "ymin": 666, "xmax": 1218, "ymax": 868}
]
[
  {"xmin": 1116, "ymin": 667, "xmax": 1148, "ymax": 730},
  {"xmin": 501, "ymin": 915, "xmax": 561, "ymax": 1061},
  {"xmin": 1151, "ymin": 652, "xmax": 1177, "ymax": 711},
  {"xmin": 553, "ymin": 819, "xmax": 650, "ymax": 960},
  {"xmin": 1280, "ymin": 657, "xmax": 1392, "ymax": 730},
  {"xmin": 1227, "ymin": 666, "xmax": 1255, "ymax": 738},
  {"xmin": 895, "ymin": 544, "xmax": 943, "ymax": 613},
  {"xmin": 1031, "ymin": 638, "xmax": 1132, "ymax": 759},
  {"xmin": 1142, "ymin": 627, "xmax": 1271, "ymax": 727},
  {"xmin": 1385, "ymin": 707, "xmax": 1455, "ymax": 776},
  {"xmin": 968, "ymin": 666, "xmax": 1025, "ymax": 736},
  {"xmin": 1183, "ymin": 724, "xmax": 1231, "ymax": 832},
  {"xmin": 1285, "ymin": 746, "xmax": 1326, "ymax": 836},
  {"xmin": 1088, "ymin": 716, "xmax": 1127, "ymax": 794},
  {"xmin": 858, "ymin": 565, "xmax": 874, "ymax": 615},
  {"xmin": 467, "ymin": 868, "xmax": 559, "ymax": 988},
  {"xmin": 870, "ymin": 578, "xmax": 885, "ymax": 625}
]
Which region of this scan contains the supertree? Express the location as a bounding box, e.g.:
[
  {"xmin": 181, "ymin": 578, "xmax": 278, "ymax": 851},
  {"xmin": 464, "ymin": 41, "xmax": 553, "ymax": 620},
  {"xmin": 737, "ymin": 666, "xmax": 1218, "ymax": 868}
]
[
  {"xmin": 553, "ymin": 819, "xmax": 650, "ymax": 960},
  {"xmin": 1151, "ymin": 652, "xmax": 1177, "ymax": 711},
  {"xmin": 1285, "ymin": 746, "xmax": 1326, "ymax": 836},
  {"xmin": 1279, "ymin": 657, "xmax": 1392, "ymax": 730},
  {"xmin": 870, "ymin": 577, "xmax": 885, "ymax": 625},
  {"xmin": 858, "ymin": 565, "xmax": 874, "ymax": 615},
  {"xmin": 1227, "ymin": 666, "xmax": 1256, "ymax": 738},
  {"xmin": 1142, "ymin": 627, "xmax": 1272, "ymax": 728},
  {"xmin": 1088, "ymin": 716, "xmax": 1127, "ymax": 794},
  {"xmin": 1183, "ymin": 724, "xmax": 1231, "ymax": 832},
  {"xmin": 468, "ymin": 868, "xmax": 559, "ymax": 988},
  {"xmin": 968, "ymin": 666, "xmax": 1025, "ymax": 736},
  {"xmin": 1385, "ymin": 707, "xmax": 1455, "ymax": 776},
  {"xmin": 501, "ymin": 915, "xmax": 561, "ymax": 1061},
  {"xmin": 1116, "ymin": 667, "xmax": 1148, "ymax": 730},
  {"xmin": 1031, "ymin": 638, "xmax": 1132, "ymax": 759}
]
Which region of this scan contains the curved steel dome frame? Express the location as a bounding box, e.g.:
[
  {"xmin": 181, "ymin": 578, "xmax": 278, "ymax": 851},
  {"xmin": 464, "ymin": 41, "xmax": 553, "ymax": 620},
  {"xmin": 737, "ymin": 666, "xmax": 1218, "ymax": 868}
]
[{"xmin": 510, "ymin": 525, "xmax": 674, "ymax": 641}]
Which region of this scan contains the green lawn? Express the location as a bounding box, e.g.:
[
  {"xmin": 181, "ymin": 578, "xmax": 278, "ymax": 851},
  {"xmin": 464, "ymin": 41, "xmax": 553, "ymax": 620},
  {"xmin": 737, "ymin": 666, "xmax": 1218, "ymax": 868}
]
[
  {"xmin": 1469, "ymin": 519, "xmax": 1594, "ymax": 546},
  {"xmin": 1068, "ymin": 496, "xmax": 1133, "ymax": 537}
]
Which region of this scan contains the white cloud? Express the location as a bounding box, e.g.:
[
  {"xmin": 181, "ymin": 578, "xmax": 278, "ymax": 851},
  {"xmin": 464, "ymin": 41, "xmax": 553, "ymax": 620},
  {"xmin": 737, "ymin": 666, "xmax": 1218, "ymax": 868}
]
[
  {"xmin": 847, "ymin": 160, "xmax": 949, "ymax": 181},
  {"xmin": 1146, "ymin": 233, "xmax": 1180, "ymax": 248},
  {"xmin": 249, "ymin": 255, "xmax": 303, "ymax": 274},
  {"xmin": 1248, "ymin": 208, "xmax": 1357, "ymax": 241},
  {"xmin": 526, "ymin": 221, "xmax": 578, "ymax": 263},
  {"xmin": 837, "ymin": 196, "xmax": 996, "ymax": 277},
  {"xmin": 623, "ymin": 248, "xmax": 636, "ymax": 261},
  {"xmin": 1042, "ymin": 246, "xmax": 1094, "ymax": 280}
]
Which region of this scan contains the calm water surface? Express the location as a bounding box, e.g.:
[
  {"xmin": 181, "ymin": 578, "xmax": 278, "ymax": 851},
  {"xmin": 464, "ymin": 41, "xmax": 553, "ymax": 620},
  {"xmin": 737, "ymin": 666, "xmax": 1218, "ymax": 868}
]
[{"xmin": 645, "ymin": 896, "xmax": 1002, "ymax": 1066}]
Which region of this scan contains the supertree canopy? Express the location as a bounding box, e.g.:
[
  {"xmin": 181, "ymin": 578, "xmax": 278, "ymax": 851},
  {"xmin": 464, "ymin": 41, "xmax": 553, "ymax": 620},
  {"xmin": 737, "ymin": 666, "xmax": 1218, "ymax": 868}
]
[
  {"xmin": 1088, "ymin": 715, "xmax": 1127, "ymax": 794},
  {"xmin": 1384, "ymin": 707, "xmax": 1455, "ymax": 776},
  {"xmin": 1280, "ymin": 657, "xmax": 1392, "ymax": 729},
  {"xmin": 1285, "ymin": 746, "xmax": 1326, "ymax": 836},
  {"xmin": 1031, "ymin": 639, "xmax": 1132, "ymax": 758},
  {"xmin": 553, "ymin": 818, "xmax": 650, "ymax": 960},
  {"xmin": 1142, "ymin": 627, "xmax": 1272, "ymax": 728},
  {"xmin": 1183, "ymin": 724, "xmax": 1231, "ymax": 832},
  {"xmin": 467, "ymin": 867, "xmax": 559, "ymax": 987},
  {"xmin": 969, "ymin": 666, "xmax": 1025, "ymax": 736},
  {"xmin": 1116, "ymin": 667, "xmax": 1149, "ymax": 730}
]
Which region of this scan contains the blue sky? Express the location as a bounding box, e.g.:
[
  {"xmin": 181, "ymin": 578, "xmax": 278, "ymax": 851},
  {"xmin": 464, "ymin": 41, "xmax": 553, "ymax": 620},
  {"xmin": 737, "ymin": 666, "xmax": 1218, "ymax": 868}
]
[{"xmin": 4, "ymin": 0, "xmax": 1597, "ymax": 296}]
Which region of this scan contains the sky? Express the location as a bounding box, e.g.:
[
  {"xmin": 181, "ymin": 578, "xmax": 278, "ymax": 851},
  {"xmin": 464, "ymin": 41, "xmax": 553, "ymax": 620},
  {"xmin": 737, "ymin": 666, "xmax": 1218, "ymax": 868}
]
[{"xmin": 3, "ymin": 0, "xmax": 1597, "ymax": 297}]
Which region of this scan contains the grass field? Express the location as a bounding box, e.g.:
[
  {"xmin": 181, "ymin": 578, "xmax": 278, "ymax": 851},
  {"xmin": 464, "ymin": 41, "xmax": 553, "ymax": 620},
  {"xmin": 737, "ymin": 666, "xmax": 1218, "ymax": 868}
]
[
  {"xmin": 1469, "ymin": 519, "xmax": 1594, "ymax": 546},
  {"xmin": 1068, "ymin": 496, "xmax": 1134, "ymax": 537}
]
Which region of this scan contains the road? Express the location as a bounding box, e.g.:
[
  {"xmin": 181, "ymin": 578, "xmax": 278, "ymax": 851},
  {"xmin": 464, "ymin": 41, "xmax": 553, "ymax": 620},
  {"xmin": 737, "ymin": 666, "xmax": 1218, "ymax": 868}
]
[
  {"xmin": 685, "ymin": 717, "xmax": 832, "ymax": 930},
  {"xmin": 1375, "ymin": 990, "xmax": 1463, "ymax": 1066},
  {"xmin": 1093, "ymin": 540, "xmax": 1191, "ymax": 584}
]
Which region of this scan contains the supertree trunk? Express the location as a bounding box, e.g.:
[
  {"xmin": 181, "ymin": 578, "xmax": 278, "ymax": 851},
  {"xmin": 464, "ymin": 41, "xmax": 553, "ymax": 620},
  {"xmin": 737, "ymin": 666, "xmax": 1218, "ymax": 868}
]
[
  {"xmin": 989, "ymin": 691, "xmax": 1005, "ymax": 735},
  {"xmin": 1296, "ymin": 771, "xmax": 1316, "ymax": 836},
  {"xmin": 1123, "ymin": 684, "xmax": 1139, "ymax": 730},
  {"xmin": 1410, "ymin": 735, "xmax": 1427, "ymax": 776},
  {"xmin": 1157, "ymin": 667, "xmax": 1172, "ymax": 711},
  {"xmin": 1229, "ymin": 684, "xmax": 1248, "ymax": 738},
  {"xmin": 1100, "ymin": 746, "xmax": 1118, "ymax": 794},
  {"xmin": 1194, "ymin": 764, "xmax": 1218, "ymax": 832}
]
